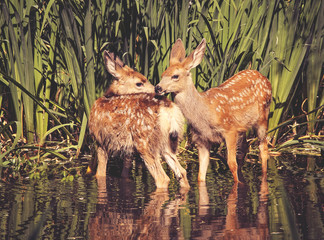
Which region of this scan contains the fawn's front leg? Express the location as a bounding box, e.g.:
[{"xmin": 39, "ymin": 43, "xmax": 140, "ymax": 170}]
[
  {"xmin": 96, "ymin": 146, "xmax": 108, "ymax": 178},
  {"xmin": 197, "ymin": 143, "xmax": 210, "ymax": 182}
]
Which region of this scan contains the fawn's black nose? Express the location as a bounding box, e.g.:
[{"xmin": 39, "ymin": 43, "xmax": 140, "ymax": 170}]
[{"xmin": 155, "ymin": 85, "xmax": 162, "ymax": 94}]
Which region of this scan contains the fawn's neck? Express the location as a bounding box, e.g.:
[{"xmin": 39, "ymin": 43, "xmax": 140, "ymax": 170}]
[
  {"xmin": 174, "ymin": 83, "xmax": 203, "ymax": 115},
  {"xmin": 174, "ymin": 80, "xmax": 217, "ymax": 139}
]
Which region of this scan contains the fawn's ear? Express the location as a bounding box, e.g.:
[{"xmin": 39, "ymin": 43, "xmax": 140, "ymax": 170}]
[
  {"xmin": 184, "ymin": 39, "xmax": 206, "ymax": 70},
  {"xmin": 104, "ymin": 51, "xmax": 125, "ymax": 79},
  {"xmin": 170, "ymin": 39, "xmax": 186, "ymax": 65}
]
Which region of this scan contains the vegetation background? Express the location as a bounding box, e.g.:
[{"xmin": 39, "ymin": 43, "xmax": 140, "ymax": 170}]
[{"xmin": 0, "ymin": 0, "xmax": 323, "ymax": 180}]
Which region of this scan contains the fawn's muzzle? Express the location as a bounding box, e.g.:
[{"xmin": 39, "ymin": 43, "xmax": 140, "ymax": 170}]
[{"xmin": 155, "ymin": 85, "xmax": 163, "ymax": 94}]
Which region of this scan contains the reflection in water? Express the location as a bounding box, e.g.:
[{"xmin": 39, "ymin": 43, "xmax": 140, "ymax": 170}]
[
  {"xmin": 195, "ymin": 179, "xmax": 269, "ymax": 239},
  {"xmin": 223, "ymin": 179, "xmax": 269, "ymax": 239},
  {"xmin": 0, "ymin": 155, "xmax": 322, "ymax": 239},
  {"xmin": 89, "ymin": 175, "xmax": 269, "ymax": 239},
  {"xmin": 305, "ymin": 156, "xmax": 323, "ymax": 240},
  {"xmin": 89, "ymin": 176, "xmax": 187, "ymax": 239}
]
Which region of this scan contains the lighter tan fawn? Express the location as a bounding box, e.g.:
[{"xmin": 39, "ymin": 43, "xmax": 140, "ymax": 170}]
[
  {"xmin": 155, "ymin": 39, "xmax": 272, "ymax": 183},
  {"xmin": 88, "ymin": 50, "xmax": 189, "ymax": 189}
]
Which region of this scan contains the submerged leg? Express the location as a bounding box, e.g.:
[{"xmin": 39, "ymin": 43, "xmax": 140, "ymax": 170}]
[
  {"xmin": 95, "ymin": 146, "xmax": 108, "ymax": 203},
  {"xmin": 198, "ymin": 181, "xmax": 209, "ymax": 216}
]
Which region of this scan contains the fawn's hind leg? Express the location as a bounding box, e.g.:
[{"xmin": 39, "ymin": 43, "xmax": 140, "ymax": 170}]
[
  {"xmin": 141, "ymin": 153, "xmax": 170, "ymax": 189},
  {"xmin": 224, "ymin": 132, "xmax": 240, "ymax": 183},
  {"xmin": 163, "ymin": 152, "xmax": 189, "ymax": 189}
]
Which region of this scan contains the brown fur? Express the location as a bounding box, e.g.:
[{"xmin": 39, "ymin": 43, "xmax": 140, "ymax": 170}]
[
  {"xmin": 88, "ymin": 51, "xmax": 189, "ymax": 189},
  {"xmin": 156, "ymin": 39, "xmax": 272, "ymax": 183}
]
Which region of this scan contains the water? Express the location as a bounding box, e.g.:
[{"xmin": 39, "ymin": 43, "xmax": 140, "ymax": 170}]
[{"xmin": 0, "ymin": 155, "xmax": 323, "ymax": 239}]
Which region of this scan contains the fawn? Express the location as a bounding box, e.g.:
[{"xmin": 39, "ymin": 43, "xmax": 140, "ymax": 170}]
[
  {"xmin": 88, "ymin": 50, "xmax": 189, "ymax": 189},
  {"xmin": 155, "ymin": 39, "xmax": 272, "ymax": 183}
]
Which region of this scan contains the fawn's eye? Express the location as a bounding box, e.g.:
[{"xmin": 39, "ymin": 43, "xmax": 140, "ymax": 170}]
[
  {"xmin": 171, "ymin": 75, "xmax": 179, "ymax": 80},
  {"xmin": 136, "ymin": 82, "xmax": 144, "ymax": 87}
]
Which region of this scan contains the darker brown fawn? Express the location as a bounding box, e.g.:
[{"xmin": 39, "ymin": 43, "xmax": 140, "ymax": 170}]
[
  {"xmin": 89, "ymin": 51, "xmax": 189, "ymax": 189},
  {"xmin": 155, "ymin": 39, "xmax": 272, "ymax": 183}
]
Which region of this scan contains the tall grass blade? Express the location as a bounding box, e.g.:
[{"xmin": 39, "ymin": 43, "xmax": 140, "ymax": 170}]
[
  {"xmin": 0, "ymin": 71, "xmax": 74, "ymax": 140},
  {"xmin": 306, "ymin": 1, "xmax": 324, "ymax": 134},
  {"xmin": 84, "ymin": 0, "xmax": 96, "ymax": 114}
]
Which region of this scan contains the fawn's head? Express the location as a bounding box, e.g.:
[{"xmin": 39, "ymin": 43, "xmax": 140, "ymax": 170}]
[
  {"xmin": 104, "ymin": 51, "xmax": 154, "ymax": 96},
  {"xmin": 155, "ymin": 39, "xmax": 206, "ymax": 95}
]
